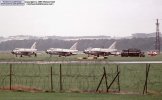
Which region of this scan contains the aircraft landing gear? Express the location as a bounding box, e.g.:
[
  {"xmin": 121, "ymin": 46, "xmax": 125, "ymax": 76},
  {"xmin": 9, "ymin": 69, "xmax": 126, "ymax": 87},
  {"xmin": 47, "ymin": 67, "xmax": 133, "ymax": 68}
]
[{"xmin": 34, "ymin": 53, "xmax": 37, "ymax": 57}]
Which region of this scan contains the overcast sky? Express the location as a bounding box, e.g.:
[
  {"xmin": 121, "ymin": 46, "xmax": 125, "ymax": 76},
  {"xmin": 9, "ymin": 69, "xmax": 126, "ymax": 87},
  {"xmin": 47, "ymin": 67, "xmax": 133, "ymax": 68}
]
[{"xmin": 0, "ymin": 0, "xmax": 162, "ymax": 37}]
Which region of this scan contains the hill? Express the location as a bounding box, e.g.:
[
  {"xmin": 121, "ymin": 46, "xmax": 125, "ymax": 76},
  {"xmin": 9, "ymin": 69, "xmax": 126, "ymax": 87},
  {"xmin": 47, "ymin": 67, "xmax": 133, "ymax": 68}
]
[{"xmin": 0, "ymin": 37, "xmax": 160, "ymax": 51}]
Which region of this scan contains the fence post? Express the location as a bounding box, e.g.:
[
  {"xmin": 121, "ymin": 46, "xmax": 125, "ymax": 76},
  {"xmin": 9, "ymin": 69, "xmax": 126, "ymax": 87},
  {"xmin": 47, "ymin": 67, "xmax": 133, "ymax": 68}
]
[
  {"xmin": 107, "ymin": 72, "xmax": 120, "ymax": 91},
  {"xmin": 10, "ymin": 64, "xmax": 12, "ymax": 90},
  {"xmin": 103, "ymin": 67, "xmax": 108, "ymax": 92},
  {"xmin": 60, "ymin": 64, "xmax": 63, "ymax": 92},
  {"xmin": 96, "ymin": 67, "xmax": 108, "ymax": 92},
  {"xmin": 96, "ymin": 69, "xmax": 105, "ymax": 92},
  {"xmin": 117, "ymin": 65, "xmax": 120, "ymax": 92},
  {"xmin": 50, "ymin": 66, "xmax": 53, "ymax": 91},
  {"xmin": 143, "ymin": 64, "xmax": 150, "ymax": 94}
]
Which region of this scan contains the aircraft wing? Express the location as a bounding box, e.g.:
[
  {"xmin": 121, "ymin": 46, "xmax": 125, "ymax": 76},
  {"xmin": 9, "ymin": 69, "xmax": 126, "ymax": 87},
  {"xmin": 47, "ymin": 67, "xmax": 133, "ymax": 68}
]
[{"xmin": 21, "ymin": 52, "xmax": 33, "ymax": 55}]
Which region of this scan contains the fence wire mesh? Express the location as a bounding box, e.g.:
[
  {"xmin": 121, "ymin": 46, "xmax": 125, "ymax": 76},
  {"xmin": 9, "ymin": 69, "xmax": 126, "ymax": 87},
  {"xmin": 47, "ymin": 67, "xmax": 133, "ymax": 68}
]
[{"xmin": 0, "ymin": 63, "xmax": 162, "ymax": 94}]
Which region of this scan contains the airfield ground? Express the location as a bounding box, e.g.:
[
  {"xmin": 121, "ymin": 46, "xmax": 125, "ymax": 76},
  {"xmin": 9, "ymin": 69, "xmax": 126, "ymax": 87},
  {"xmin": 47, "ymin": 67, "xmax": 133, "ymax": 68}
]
[
  {"xmin": 0, "ymin": 91, "xmax": 162, "ymax": 100},
  {"xmin": 0, "ymin": 52, "xmax": 162, "ymax": 100},
  {"xmin": 1, "ymin": 52, "xmax": 162, "ymax": 61}
]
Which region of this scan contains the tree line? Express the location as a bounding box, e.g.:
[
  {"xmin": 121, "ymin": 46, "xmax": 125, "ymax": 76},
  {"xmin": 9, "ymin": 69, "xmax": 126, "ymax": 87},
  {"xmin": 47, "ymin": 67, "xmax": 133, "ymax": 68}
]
[{"xmin": 0, "ymin": 37, "xmax": 161, "ymax": 51}]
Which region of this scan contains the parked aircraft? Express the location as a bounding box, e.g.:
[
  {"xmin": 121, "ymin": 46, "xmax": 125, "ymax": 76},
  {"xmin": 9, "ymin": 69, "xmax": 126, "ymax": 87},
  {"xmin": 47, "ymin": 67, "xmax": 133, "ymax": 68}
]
[
  {"xmin": 147, "ymin": 50, "xmax": 158, "ymax": 56},
  {"xmin": 46, "ymin": 42, "xmax": 78, "ymax": 57},
  {"xmin": 11, "ymin": 42, "xmax": 37, "ymax": 57},
  {"xmin": 83, "ymin": 41, "xmax": 117, "ymax": 57}
]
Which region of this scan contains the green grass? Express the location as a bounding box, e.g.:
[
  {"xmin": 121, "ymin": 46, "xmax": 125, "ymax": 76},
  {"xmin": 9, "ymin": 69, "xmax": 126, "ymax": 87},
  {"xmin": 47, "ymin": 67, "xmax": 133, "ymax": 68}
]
[
  {"xmin": 0, "ymin": 91, "xmax": 162, "ymax": 100},
  {"xmin": 0, "ymin": 52, "xmax": 162, "ymax": 100},
  {"xmin": 0, "ymin": 63, "xmax": 162, "ymax": 94}
]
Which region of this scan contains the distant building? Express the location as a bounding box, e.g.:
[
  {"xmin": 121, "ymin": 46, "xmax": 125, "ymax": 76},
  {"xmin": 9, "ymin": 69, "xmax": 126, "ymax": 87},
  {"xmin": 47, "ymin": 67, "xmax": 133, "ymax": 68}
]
[{"xmin": 132, "ymin": 33, "xmax": 162, "ymax": 38}]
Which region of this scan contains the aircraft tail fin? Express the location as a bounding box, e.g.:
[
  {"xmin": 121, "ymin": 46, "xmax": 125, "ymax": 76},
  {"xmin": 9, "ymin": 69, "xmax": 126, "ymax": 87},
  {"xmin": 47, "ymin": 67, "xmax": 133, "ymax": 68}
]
[
  {"xmin": 70, "ymin": 42, "xmax": 78, "ymax": 50},
  {"xmin": 108, "ymin": 41, "xmax": 116, "ymax": 49},
  {"xmin": 31, "ymin": 42, "xmax": 36, "ymax": 49}
]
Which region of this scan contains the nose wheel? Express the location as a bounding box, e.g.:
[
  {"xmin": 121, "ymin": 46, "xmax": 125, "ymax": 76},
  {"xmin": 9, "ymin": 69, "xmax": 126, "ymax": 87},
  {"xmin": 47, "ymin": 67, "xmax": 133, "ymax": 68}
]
[{"xmin": 34, "ymin": 53, "xmax": 37, "ymax": 57}]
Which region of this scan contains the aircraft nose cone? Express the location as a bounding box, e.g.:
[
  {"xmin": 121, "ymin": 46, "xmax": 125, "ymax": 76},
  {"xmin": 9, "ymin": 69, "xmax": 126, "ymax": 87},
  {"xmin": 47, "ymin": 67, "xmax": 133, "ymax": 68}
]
[
  {"xmin": 83, "ymin": 49, "xmax": 88, "ymax": 53},
  {"xmin": 84, "ymin": 49, "xmax": 88, "ymax": 53},
  {"xmin": 11, "ymin": 51, "xmax": 14, "ymax": 54},
  {"xmin": 46, "ymin": 50, "xmax": 49, "ymax": 54}
]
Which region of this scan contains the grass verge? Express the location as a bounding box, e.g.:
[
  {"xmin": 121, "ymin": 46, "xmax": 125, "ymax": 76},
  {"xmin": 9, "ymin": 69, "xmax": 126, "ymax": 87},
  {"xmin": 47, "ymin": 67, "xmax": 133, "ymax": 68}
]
[{"xmin": 0, "ymin": 91, "xmax": 162, "ymax": 100}]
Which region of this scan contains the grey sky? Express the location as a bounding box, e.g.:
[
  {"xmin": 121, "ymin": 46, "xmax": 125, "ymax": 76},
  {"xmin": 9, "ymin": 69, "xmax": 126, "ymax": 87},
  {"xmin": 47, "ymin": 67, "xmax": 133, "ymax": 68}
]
[{"xmin": 0, "ymin": 0, "xmax": 162, "ymax": 37}]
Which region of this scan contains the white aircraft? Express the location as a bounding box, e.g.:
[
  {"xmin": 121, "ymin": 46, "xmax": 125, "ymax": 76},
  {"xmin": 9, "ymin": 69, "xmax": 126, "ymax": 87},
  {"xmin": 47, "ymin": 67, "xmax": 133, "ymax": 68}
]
[
  {"xmin": 46, "ymin": 42, "xmax": 78, "ymax": 57},
  {"xmin": 83, "ymin": 41, "xmax": 117, "ymax": 57},
  {"xmin": 11, "ymin": 42, "xmax": 37, "ymax": 57},
  {"xmin": 147, "ymin": 50, "xmax": 158, "ymax": 56}
]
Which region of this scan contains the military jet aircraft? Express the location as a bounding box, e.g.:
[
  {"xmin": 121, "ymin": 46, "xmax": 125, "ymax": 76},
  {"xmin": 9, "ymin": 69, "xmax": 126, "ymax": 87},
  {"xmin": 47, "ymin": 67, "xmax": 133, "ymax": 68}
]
[
  {"xmin": 46, "ymin": 42, "xmax": 78, "ymax": 57},
  {"xmin": 83, "ymin": 41, "xmax": 117, "ymax": 57},
  {"xmin": 11, "ymin": 42, "xmax": 37, "ymax": 57}
]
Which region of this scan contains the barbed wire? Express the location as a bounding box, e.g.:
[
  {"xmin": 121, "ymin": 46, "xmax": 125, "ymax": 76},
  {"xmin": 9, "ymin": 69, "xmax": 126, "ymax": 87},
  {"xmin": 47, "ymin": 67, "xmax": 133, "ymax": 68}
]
[{"xmin": 0, "ymin": 63, "xmax": 161, "ymax": 94}]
